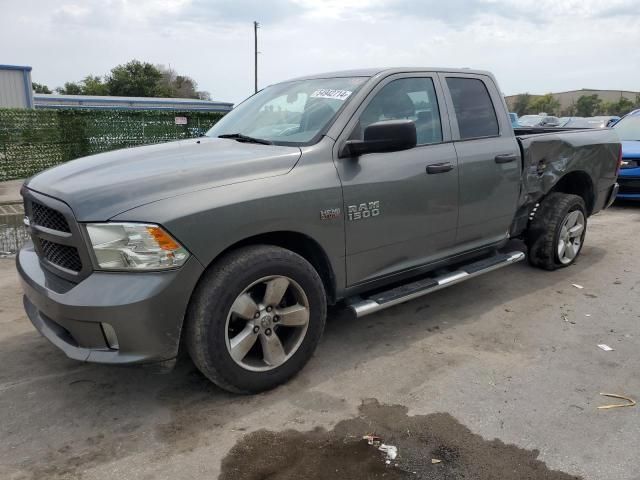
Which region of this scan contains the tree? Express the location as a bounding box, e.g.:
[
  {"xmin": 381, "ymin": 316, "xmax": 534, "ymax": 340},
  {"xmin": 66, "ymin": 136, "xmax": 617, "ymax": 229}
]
[
  {"xmin": 56, "ymin": 82, "xmax": 83, "ymax": 95},
  {"xmin": 527, "ymin": 94, "xmax": 561, "ymax": 116},
  {"xmin": 81, "ymin": 75, "xmax": 109, "ymax": 96},
  {"xmin": 53, "ymin": 60, "xmax": 212, "ymax": 99},
  {"xmin": 511, "ymin": 93, "xmax": 531, "ymax": 116},
  {"xmin": 598, "ymin": 97, "xmax": 635, "ymax": 116},
  {"xmin": 106, "ymin": 60, "xmax": 162, "ymax": 97},
  {"xmin": 155, "ymin": 65, "xmax": 211, "ymax": 99},
  {"xmin": 197, "ymin": 90, "xmax": 211, "ymax": 100},
  {"xmin": 575, "ymin": 95, "xmax": 602, "ymax": 117},
  {"xmin": 32, "ymin": 82, "xmax": 52, "ymax": 94},
  {"xmin": 560, "ymin": 101, "xmax": 577, "ymax": 117},
  {"xmin": 615, "ymin": 97, "xmax": 635, "ymax": 116}
]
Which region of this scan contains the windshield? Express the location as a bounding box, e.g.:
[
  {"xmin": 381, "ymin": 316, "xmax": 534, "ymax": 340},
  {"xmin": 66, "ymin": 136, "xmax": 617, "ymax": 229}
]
[
  {"xmin": 613, "ymin": 113, "xmax": 640, "ymax": 141},
  {"xmin": 518, "ymin": 115, "xmax": 542, "ymax": 126},
  {"xmin": 206, "ymin": 77, "xmax": 368, "ymax": 145}
]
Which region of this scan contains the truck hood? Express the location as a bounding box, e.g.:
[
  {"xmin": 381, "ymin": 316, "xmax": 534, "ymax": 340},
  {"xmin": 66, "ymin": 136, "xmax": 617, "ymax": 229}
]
[
  {"xmin": 621, "ymin": 140, "xmax": 640, "ymax": 159},
  {"xmin": 25, "ymin": 137, "xmax": 302, "ymax": 221}
]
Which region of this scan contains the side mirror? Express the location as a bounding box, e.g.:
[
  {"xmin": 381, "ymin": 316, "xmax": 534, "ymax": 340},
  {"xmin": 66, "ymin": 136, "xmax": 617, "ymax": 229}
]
[{"xmin": 340, "ymin": 120, "xmax": 417, "ymax": 158}]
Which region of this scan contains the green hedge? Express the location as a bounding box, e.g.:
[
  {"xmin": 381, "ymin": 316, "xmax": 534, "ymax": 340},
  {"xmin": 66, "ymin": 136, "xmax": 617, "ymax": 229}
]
[{"xmin": 0, "ymin": 109, "xmax": 225, "ymax": 181}]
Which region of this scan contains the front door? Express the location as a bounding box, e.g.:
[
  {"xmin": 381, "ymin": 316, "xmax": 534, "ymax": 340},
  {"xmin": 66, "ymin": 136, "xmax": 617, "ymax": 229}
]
[{"xmin": 333, "ymin": 74, "xmax": 459, "ymax": 286}]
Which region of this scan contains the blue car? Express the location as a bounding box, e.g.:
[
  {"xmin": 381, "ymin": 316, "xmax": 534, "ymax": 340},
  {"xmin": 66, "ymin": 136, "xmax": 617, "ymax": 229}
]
[
  {"xmin": 509, "ymin": 112, "xmax": 519, "ymax": 128},
  {"xmin": 614, "ymin": 109, "xmax": 640, "ymax": 200}
]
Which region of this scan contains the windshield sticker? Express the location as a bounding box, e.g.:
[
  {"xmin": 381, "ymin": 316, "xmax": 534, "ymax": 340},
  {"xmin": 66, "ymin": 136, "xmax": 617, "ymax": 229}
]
[{"xmin": 310, "ymin": 89, "xmax": 353, "ymax": 101}]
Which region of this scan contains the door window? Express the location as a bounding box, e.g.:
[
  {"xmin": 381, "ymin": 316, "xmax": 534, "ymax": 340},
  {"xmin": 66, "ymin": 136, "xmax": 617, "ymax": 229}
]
[
  {"xmin": 446, "ymin": 77, "xmax": 499, "ymax": 139},
  {"xmin": 351, "ymin": 77, "xmax": 443, "ymax": 145}
]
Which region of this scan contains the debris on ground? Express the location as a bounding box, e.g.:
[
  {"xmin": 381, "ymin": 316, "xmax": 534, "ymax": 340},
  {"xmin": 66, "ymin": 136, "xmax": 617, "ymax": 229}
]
[
  {"xmin": 379, "ymin": 444, "xmax": 398, "ymax": 461},
  {"xmin": 431, "ymin": 458, "xmax": 442, "ymax": 464},
  {"xmin": 597, "ymin": 344, "xmax": 614, "ymax": 351},
  {"xmin": 585, "ymin": 314, "xmax": 591, "ymax": 317},
  {"xmin": 363, "ymin": 434, "xmax": 398, "ymax": 462},
  {"xmin": 598, "ymin": 393, "xmax": 636, "ymax": 410},
  {"xmin": 572, "ymin": 284, "xmax": 584, "ymax": 289},
  {"xmin": 363, "ymin": 434, "xmax": 381, "ymax": 446}
]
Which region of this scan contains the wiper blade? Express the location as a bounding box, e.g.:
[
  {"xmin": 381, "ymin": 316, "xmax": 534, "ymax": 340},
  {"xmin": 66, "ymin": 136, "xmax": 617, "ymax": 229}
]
[{"xmin": 218, "ymin": 133, "xmax": 272, "ymax": 145}]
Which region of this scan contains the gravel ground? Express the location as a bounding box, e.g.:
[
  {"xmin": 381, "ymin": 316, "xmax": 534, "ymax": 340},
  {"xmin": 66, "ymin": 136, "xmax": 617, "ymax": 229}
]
[{"xmin": 0, "ymin": 204, "xmax": 638, "ymax": 480}]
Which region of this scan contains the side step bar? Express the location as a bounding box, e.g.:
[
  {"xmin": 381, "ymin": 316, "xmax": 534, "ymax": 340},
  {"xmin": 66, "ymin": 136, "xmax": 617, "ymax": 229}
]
[{"xmin": 348, "ymin": 251, "xmax": 525, "ymax": 318}]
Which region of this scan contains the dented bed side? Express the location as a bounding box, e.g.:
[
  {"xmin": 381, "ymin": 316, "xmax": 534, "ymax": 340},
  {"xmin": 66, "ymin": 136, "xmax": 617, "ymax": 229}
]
[{"xmin": 512, "ymin": 129, "xmax": 620, "ymax": 234}]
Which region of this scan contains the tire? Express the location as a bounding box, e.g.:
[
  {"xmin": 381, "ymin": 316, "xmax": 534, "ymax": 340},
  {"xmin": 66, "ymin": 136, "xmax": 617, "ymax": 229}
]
[
  {"xmin": 185, "ymin": 245, "xmax": 327, "ymax": 393},
  {"xmin": 526, "ymin": 192, "xmax": 587, "ymax": 271}
]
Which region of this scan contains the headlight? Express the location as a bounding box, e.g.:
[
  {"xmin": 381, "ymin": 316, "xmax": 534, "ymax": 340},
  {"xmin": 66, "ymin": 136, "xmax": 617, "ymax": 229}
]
[{"xmin": 85, "ymin": 223, "xmax": 189, "ymax": 270}]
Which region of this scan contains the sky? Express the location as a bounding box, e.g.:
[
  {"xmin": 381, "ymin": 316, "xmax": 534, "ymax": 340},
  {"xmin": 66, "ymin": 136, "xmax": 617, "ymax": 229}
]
[{"xmin": 1, "ymin": 0, "xmax": 639, "ymax": 104}]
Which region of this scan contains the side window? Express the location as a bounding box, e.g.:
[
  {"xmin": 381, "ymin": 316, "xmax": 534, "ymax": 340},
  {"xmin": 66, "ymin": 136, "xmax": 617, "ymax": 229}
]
[
  {"xmin": 446, "ymin": 77, "xmax": 499, "ymax": 139},
  {"xmin": 351, "ymin": 77, "xmax": 443, "ymax": 145}
]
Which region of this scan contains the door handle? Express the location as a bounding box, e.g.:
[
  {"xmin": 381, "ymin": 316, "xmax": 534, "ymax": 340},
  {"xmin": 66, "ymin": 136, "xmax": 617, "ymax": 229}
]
[
  {"xmin": 495, "ymin": 153, "xmax": 517, "ymax": 164},
  {"xmin": 426, "ymin": 162, "xmax": 454, "ymax": 174}
]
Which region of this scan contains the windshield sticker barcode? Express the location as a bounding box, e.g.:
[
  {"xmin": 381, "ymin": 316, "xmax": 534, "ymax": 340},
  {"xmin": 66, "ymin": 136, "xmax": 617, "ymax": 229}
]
[{"xmin": 310, "ymin": 89, "xmax": 352, "ymax": 100}]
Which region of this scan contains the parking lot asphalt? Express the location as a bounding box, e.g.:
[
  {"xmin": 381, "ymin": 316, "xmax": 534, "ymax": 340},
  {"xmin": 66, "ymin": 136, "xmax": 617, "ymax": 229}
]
[{"xmin": 0, "ymin": 204, "xmax": 638, "ymax": 480}]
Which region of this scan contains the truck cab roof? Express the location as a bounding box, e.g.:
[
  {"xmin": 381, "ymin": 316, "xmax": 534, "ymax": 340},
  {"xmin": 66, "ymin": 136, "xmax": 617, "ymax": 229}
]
[{"xmin": 285, "ymin": 67, "xmax": 495, "ymax": 82}]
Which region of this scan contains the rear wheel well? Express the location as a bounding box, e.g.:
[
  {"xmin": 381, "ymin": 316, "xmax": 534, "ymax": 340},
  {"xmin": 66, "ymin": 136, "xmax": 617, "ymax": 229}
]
[
  {"xmin": 214, "ymin": 232, "xmax": 337, "ymax": 304},
  {"xmin": 550, "ymin": 171, "xmax": 595, "ymax": 215}
]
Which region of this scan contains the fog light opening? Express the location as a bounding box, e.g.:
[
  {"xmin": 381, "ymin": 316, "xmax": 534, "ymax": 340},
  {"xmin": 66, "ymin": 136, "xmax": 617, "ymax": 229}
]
[{"xmin": 101, "ymin": 323, "xmax": 120, "ymax": 350}]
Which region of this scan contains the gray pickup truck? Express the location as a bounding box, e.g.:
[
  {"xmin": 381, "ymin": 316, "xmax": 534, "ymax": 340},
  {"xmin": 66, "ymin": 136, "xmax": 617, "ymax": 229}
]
[{"xmin": 18, "ymin": 68, "xmax": 620, "ymax": 393}]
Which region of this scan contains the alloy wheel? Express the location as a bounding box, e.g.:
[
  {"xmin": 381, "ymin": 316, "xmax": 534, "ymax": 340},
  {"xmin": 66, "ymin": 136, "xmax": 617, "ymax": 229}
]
[
  {"xmin": 557, "ymin": 210, "xmax": 585, "ymax": 265},
  {"xmin": 225, "ymin": 275, "xmax": 310, "ymax": 372}
]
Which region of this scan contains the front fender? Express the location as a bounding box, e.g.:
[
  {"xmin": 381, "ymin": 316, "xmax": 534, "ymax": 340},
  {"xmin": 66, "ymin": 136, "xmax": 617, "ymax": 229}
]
[{"xmin": 112, "ymin": 152, "xmax": 346, "ymax": 295}]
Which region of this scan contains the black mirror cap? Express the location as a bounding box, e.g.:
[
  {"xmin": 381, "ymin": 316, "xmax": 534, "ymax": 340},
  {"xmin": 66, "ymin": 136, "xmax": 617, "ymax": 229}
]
[
  {"xmin": 340, "ymin": 120, "xmax": 417, "ymax": 158},
  {"xmin": 364, "ymin": 119, "xmax": 417, "ymax": 150}
]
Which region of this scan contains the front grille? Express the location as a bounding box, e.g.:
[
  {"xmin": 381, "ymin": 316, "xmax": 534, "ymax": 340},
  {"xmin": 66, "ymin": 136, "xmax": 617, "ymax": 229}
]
[
  {"xmin": 31, "ymin": 202, "xmax": 71, "ymax": 232},
  {"xmin": 40, "ymin": 239, "xmax": 83, "ymax": 272},
  {"xmin": 619, "ymin": 177, "xmax": 640, "ymax": 195},
  {"xmin": 23, "ymin": 190, "xmax": 90, "ymax": 281}
]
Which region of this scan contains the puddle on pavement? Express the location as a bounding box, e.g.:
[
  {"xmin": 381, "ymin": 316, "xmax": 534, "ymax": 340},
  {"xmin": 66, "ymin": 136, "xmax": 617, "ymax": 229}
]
[{"xmin": 220, "ymin": 399, "xmax": 580, "ymax": 480}]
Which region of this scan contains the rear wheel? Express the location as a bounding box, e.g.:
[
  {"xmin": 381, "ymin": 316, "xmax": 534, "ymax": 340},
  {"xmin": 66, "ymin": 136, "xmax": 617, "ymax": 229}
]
[
  {"xmin": 527, "ymin": 193, "xmax": 587, "ymax": 270},
  {"xmin": 185, "ymin": 245, "xmax": 326, "ymax": 393}
]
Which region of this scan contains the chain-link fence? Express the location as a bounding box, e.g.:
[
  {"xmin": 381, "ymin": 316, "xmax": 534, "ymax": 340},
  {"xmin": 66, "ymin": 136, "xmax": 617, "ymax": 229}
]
[
  {"xmin": 0, "ymin": 205, "xmax": 29, "ymax": 255},
  {"xmin": 0, "ymin": 109, "xmax": 225, "ymax": 181}
]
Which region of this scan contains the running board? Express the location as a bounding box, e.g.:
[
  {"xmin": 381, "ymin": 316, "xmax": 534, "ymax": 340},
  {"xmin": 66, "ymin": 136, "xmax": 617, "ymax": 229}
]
[{"xmin": 348, "ymin": 251, "xmax": 525, "ymax": 318}]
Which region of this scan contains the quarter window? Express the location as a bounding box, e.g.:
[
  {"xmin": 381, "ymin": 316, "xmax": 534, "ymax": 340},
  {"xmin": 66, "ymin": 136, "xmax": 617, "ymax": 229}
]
[
  {"xmin": 352, "ymin": 77, "xmax": 443, "ymax": 145},
  {"xmin": 446, "ymin": 77, "xmax": 499, "ymax": 139}
]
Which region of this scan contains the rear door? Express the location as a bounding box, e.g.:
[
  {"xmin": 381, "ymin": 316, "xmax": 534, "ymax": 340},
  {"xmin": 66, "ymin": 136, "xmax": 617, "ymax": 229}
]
[
  {"xmin": 439, "ymin": 74, "xmax": 521, "ymax": 249},
  {"xmin": 333, "ymin": 73, "xmax": 459, "ymax": 286}
]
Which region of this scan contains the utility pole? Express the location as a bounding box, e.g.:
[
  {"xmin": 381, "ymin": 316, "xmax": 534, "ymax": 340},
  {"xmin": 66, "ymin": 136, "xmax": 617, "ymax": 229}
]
[{"xmin": 254, "ymin": 21, "xmax": 260, "ymax": 93}]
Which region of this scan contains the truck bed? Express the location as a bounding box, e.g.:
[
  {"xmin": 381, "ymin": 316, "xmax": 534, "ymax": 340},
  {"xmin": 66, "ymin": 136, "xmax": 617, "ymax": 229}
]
[{"xmin": 510, "ymin": 127, "xmax": 620, "ymax": 235}]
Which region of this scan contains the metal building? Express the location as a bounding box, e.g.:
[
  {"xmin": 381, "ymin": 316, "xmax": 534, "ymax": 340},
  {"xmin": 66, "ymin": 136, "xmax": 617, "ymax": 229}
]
[
  {"xmin": 0, "ymin": 65, "xmax": 34, "ymax": 108},
  {"xmin": 34, "ymin": 93, "xmax": 233, "ymax": 112}
]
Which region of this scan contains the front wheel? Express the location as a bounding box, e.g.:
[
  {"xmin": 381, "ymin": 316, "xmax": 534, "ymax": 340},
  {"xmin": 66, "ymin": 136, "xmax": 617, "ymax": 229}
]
[
  {"xmin": 526, "ymin": 192, "xmax": 587, "ymax": 270},
  {"xmin": 185, "ymin": 245, "xmax": 326, "ymax": 393}
]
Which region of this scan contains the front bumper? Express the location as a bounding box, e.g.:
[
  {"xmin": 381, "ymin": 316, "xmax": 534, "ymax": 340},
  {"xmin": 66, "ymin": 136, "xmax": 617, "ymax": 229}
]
[
  {"xmin": 17, "ymin": 243, "xmax": 204, "ymax": 365},
  {"xmin": 617, "ymin": 175, "xmax": 640, "ymax": 199}
]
